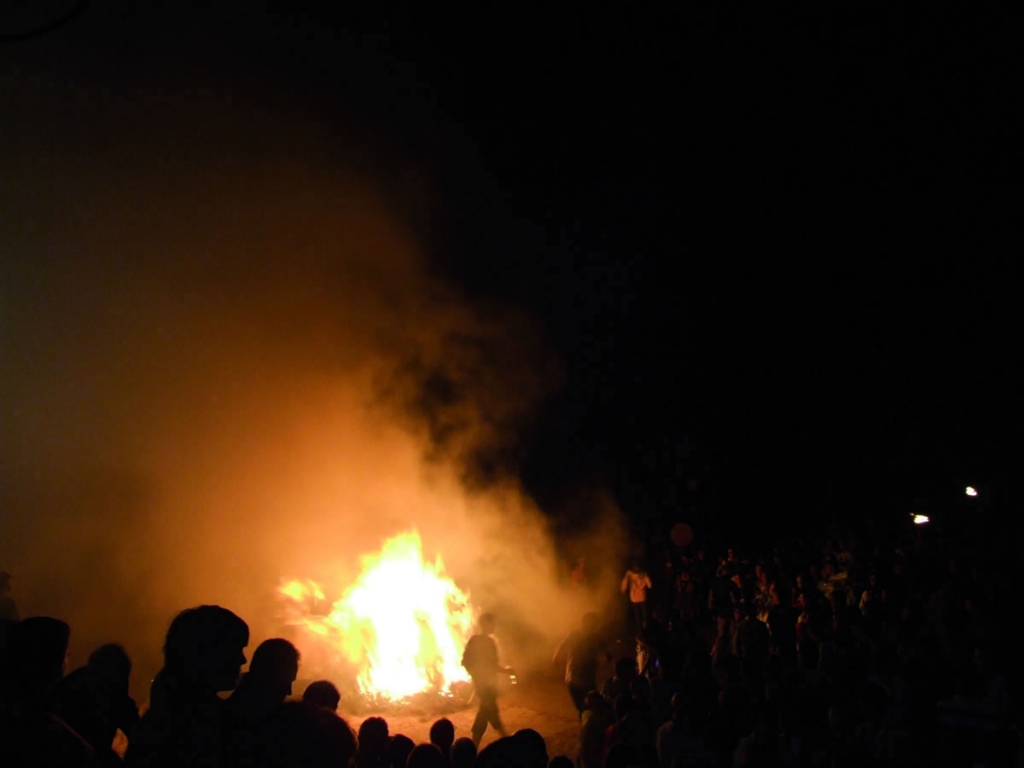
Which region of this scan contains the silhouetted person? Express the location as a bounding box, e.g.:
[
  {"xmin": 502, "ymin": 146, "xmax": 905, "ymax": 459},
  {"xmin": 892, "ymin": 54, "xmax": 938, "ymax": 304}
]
[
  {"xmin": 229, "ymin": 638, "xmax": 300, "ymax": 720},
  {"xmin": 389, "ymin": 734, "xmax": 415, "ymax": 768},
  {"xmin": 303, "ymin": 679, "xmax": 341, "ymax": 711},
  {"xmin": 54, "ymin": 644, "xmax": 139, "ymax": 765},
  {"xmin": 474, "ymin": 737, "xmax": 528, "ymax": 768},
  {"xmin": 225, "ymin": 637, "xmax": 299, "ymax": 766},
  {"xmin": 655, "ymin": 691, "xmax": 707, "ymax": 768},
  {"xmin": 619, "ymin": 676, "xmax": 656, "ymax": 767},
  {"xmin": 1, "ymin": 616, "xmax": 96, "ymax": 767},
  {"xmin": 429, "ymin": 717, "xmax": 455, "ymax": 764},
  {"xmin": 602, "ymin": 694, "xmax": 635, "ymax": 763},
  {"xmin": 450, "ymin": 737, "xmax": 476, "ymax": 768},
  {"xmin": 407, "ymin": 743, "xmax": 446, "ymax": 768},
  {"xmin": 732, "ymin": 702, "xmax": 780, "ymax": 768},
  {"xmin": 513, "ymin": 728, "xmax": 548, "ymax": 768},
  {"xmin": 554, "ymin": 612, "xmax": 603, "ymax": 717},
  {"xmin": 87, "ymin": 643, "xmax": 139, "ymax": 736},
  {"xmin": 600, "ymin": 657, "xmax": 637, "ymax": 707},
  {"xmin": 124, "ymin": 605, "xmax": 249, "ymax": 768},
  {"xmin": 0, "ymin": 572, "xmax": 18, "ymax": 621},
  {"xmin": 578, "ymin": 691, "xmax": 614, "ymax": 768},
  {"xmin": 356, "ymin": 716, "xmax": 390, "ymax": 768},
  {"xmin": 269, "ymin": 699, "xmax": 357, "ymax": 768},
  {"xmin": 549, "ymin": 756, "xmax": 573, "ymax": 768},
  {"xmin": 461, "ymin": 613, "xmax": 509, "ymax": 746}
]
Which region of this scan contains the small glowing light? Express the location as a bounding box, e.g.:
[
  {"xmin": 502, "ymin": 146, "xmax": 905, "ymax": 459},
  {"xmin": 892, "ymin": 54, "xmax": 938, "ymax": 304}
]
[
  {"xmin": 912, "ymin": 514, "xmax": 929, "ymax": 525},
  {"xmin": 965, "ymin": 486, "xmax": 978, "ymax": 497}
]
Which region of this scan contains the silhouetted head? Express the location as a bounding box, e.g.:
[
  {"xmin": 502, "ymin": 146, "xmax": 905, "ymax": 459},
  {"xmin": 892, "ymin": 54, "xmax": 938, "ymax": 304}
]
[
  {"xmin": 317, "ymin": 709, "xmax": 358, "ymax": 766},
  {"xmin": 548, "ymin": 757, "xmax": 573, "ymax": 768},
  {"xmin": 479, "ymin": 613, "xmax": 496, "ymax": 634},
  {"xmin": 8, "ymin": 616, "xmax": 71, "ymax": 704},
  {"xmin": 407, "ymin": 743, "xmax": 446, "ymax": 768},
  {"xmin": 513, "ymin": 728, "xmax": 547, "ymax": 768},
  {"xmin": 476, "ymin": 737, "xmax": 526, "ymax": 768},
  {"xmin": 275, "ymin": 701, "xmax": 357, "ymax": 767},
  {"xmin": 249, "ymin": 637, "xmax": 300, "ymax": 698},
  {"xmin": 303, "ymin": 679, "xmax": 341, "ymax": 711},
  {"xmin": 389, "ymin": 734, "xmax": 415, "ymax": 768},
  {"xmin": 163, "ymin": 605, "xmax": 249, "ymax": 693},
  {"xmin": 450, "ymin": 737, "xmax": 476, "ymax": 768},
  {"xmin": 614, "ymin": 656, "xmax": 636, "ymax": 681},
  {"xmin": 629, "ymin": 674, "xmax": 651, "ymax": 704},
  {"xmin": 87, "ymin": 643, "xmax": 132, "ymax": 694},
  {"xmin": 429, "ymin": 717, "xmax": 455, "ymax": 753},
  {"xmin": 358, "ymin": 716, "xmax": 390, "ymax": 761}
]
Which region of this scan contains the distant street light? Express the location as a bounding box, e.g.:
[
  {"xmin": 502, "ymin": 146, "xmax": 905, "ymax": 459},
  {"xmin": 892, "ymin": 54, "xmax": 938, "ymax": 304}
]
[
  {"xmin": 965, "ymin": 486, "xmax": 978, "ymax": 497},
  {"xmin": 912, "ymin": 514, "xmax": 929, "ymax": 525}
]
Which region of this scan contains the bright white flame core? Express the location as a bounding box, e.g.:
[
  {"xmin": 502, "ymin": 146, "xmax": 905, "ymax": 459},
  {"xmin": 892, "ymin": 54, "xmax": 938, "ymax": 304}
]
[
  {"xmin": 279, "ymin": 530, "xmax": 475, "ymax": 700},
  {"xmin": 965, "ymin": 486, "xmax": 978, "ymax": 497},
  {"xmin": 912, "ymin": 514, "xmax": 929, "ymax": 525}
]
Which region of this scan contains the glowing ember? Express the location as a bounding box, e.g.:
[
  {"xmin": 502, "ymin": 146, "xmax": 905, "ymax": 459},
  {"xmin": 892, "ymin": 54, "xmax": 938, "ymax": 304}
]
[{"xmin": 280, "ymin": 530, "xmax": 475, "ymax": 701}]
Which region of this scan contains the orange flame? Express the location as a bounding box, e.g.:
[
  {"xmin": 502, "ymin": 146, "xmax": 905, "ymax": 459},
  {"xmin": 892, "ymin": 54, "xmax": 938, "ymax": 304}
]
[{"xmin": 279, "ymin": 530, "xmax": 474, "ymax": 700}]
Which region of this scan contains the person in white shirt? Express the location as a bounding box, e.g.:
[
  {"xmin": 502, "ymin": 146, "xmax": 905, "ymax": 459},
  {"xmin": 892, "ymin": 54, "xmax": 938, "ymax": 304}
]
[{"xmin": 621, "ymin": 561, "xmax": 653, "ymax": 634}]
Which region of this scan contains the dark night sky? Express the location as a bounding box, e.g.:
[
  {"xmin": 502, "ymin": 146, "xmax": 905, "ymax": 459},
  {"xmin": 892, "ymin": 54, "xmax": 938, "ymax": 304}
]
[{"xmin": 3, "ymin": 3, "xmax": 1020, "ymax": 539}]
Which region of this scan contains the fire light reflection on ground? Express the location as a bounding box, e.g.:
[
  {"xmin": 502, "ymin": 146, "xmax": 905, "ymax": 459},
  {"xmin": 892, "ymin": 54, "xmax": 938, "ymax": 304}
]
[{"xmin": 344, "ymin": 671, "xmax": 582, "ymax": 757}]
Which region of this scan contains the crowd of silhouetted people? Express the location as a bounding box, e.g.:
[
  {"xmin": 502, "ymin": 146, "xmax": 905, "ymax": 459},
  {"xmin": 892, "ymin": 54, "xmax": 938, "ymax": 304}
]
[
  {"xmin": 0, "ymin": 594, "xmax": 570, "ymax": 768},
  {"xmin": 0, "ymin": 518, "xmax": 1018, "ymax": 767},
  {"xmin": 560, "ymin": 525, "xmax": 1017, "ymax": 767}
]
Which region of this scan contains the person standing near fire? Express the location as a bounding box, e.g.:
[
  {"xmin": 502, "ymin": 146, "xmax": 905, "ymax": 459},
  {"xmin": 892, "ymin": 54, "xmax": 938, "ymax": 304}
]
[
  {"xmin": 462, "ymin": 613, "xmax": 510, "ymax": 747},
  {"xmin": 621, "ymin": 560, "xmax": 653, "ymax": 634},
  {"xmin": 553, "ymin": 612, "xmax": 605, "ymax": 718}
]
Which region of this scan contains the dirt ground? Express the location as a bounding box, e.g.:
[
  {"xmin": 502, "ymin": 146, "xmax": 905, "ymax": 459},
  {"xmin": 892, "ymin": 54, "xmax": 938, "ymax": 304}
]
[{"xmin": 344, "ymin": 668, "xmax": 583, "ymax": 760}]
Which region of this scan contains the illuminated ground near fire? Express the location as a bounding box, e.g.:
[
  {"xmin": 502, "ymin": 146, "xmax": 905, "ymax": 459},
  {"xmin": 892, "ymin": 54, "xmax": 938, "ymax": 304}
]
[{"xmin": 344, "ymin": 670, "xmax": 584, "ymax": 758}]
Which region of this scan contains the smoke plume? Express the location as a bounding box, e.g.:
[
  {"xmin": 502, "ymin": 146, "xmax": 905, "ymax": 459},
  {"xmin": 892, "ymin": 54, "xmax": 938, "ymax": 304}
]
[{"xmin": 0, "ymin": 32, "xmax": 627, "ymax": 698}]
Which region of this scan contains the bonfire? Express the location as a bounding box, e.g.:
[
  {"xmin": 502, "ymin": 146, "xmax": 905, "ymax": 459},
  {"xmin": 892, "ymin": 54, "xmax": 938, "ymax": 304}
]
[{"xmin": 280, "ymin": 530, "xmax": 476, "ymax": 710}]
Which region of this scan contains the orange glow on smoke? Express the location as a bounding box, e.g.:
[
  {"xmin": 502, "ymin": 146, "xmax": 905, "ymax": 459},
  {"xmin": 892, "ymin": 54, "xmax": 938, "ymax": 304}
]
[{"xmin": 279, "ymin": 530, "xmax": 475, "ymax": 700}]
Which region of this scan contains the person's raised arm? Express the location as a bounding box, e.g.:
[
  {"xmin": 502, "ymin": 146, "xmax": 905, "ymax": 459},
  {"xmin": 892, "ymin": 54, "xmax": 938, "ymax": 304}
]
[{"xmin": 621, "ymin": 573, "xmax": 630, "ymax": 593}]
